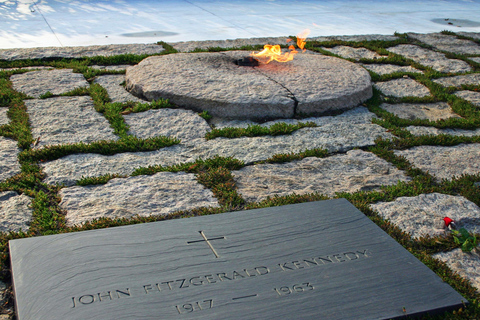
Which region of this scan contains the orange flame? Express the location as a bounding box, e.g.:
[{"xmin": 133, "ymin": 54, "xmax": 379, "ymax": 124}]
[{"xmin": 251, "ymin": 29, "xmax": 310, "ymax": 64}]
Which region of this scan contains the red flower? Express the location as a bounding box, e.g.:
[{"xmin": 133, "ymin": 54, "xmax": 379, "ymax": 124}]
[{"xmin": 444, "ymin": 217, "xmax": 454, "ymax": 227}]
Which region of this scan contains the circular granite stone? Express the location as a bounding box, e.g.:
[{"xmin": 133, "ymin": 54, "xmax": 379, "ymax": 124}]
[{"xmin": 126, "ymin": 51, "xmax": 372, "ymax": 120}]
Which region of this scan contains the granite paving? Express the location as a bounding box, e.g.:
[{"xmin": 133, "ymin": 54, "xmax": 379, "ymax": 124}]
[
  {"xmin": 10, "ymin": 69, "xmax": 89, "ymax": 98},
  {"xmin": 360, "ymin": 64, "xmax": 423, "ymax": 76},
  {"xmin": 0, "ymin": 137, "xmax": 21, "ymax": 181},
  {"xmin": 1, "ymin": 32, "xmax": 480, "ymax": 314},
  {"xmin": 379, "ymin": 102, "xmax": 461, "ymax": 121},
  {"xmin": 0, "ymin": 108, "xmax": 8, "ymax": 126},
  {"xmin": 408, "ymin": 33, "xmax": 480, "ymax": 55},
  {"xmin": 0, "ymin": 191, "xmax": 33, "ymax": 233},
  {"xmin": 387, "ymin": 45, "xmax": 472, "ymax": 73},
  {"xmin": 60, "ymin": 172, "xmax": 219, "ymax": 226},
  {"xmin": 25, "ymin": 96, "xmax": 118, "ymax": 148},
  {"xmin": 321, "ymin": 46, "xmax": 387, "ymax": 60},
  {"xmin": 395, "ymin": 144, "xmax": 480, "ymax": 181},
  {"xmin": 454, "ymin": 90, "xmax": 480, "ymax": 106},
  {"xmin": 93, "ymin": 75, "xmax": 144, "ymax": 104},
  {"xmin": 232, "ymin": 149, "xmax": 411, "ymax": 203},
  {"xmin": 371, "ymin": 193, "xmax": 480, "ymax": 239},
  {"xmin": 433, "ymin": 73, "xmax": 480, "ymax": 88},
  {"xmin": 374, "ymin": 78, "xmax": 431, "ymax": 98}
]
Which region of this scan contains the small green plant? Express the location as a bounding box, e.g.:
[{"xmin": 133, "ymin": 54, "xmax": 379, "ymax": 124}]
[
  {"xmin": 452, "ymin": 228, "xmax": 478, "ymax": 253},
  {"xmin": 199, "ymin": 110, "xmax": 212, "ymax": 121},
  {"xmin": 39, "ymin": 91, "xmax": 54, "ymax": 99}
]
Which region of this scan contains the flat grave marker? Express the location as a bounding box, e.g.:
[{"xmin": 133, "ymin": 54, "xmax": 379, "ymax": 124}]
[{"xmin": 10, "ymin": 199, "xmax": 465, "ymax": 319}]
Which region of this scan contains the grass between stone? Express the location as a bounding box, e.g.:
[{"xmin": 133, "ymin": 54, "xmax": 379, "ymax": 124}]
[{"xmin": 0, "ymin": 31, "xmax": 480, "ymax": 318}]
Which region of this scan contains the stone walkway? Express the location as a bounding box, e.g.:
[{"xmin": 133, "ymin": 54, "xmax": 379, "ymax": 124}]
[{"xmin": 1, "ymin": 32, "xmax": 480, "ymax": 318}]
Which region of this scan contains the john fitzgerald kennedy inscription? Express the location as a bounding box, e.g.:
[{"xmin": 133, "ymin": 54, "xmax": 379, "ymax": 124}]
[{"xmin": 9, "ymin": 199, "xmax": 465, "ymax": 320}]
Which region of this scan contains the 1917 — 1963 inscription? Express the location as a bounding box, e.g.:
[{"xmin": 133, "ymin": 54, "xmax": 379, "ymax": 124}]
[{"xmin": 9, "ymin": 199, "xmax": 465, "ymax": 319}]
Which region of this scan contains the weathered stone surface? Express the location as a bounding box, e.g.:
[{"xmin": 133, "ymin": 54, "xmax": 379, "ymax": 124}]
[
  {"xmin": 25, "ymin": 96, "xmax": 118, "ymax": 148},
  {"xmin": 0, "ymin": 43, "xmax": 164, "ymax": 61},
  {"xmin": 211, "ymin": 105, "xmax": 375, "ymax": 129},
  {"xmin": 124, "ymin": 108, "xmax": 211, "ymax": 143},
  {"xmin": 93, "ymin": 75, "xmax": 144, "ymax": 103},
  {"xmin": 172, "ymin": 34, "xmax": 398, "ymax": 52},
  {"xmin": 59, "ymin": 172, "xmax": 219, "ymax": 226},
  {"xmin": 0, "ymin": 137, "xmax": 20, "ymax": 181},
  {"xmin": 458, "ymin": 32, "xmax": 480, "ymax": 40},
  {"xmin": 0, "ymin": 66, "xmax": 53, "ymax": 71},
  {"xmin": 360, "ymin": 64, "xmax": 423, "ymax": 75},
  {"xmin": 387, "ymin": 45, "xmax": 472, "ymax": 73},
  {"xmin": 408, "ymin": 33, "xmax": 480, "ymax": 55},
  {"xmin": 41, "ymin": 107, "xmax": 392, "ymax": 186},
  {"xmin": 470, "ymin": 57, "xmax": 480, "ymax": 64},
  {"xmin": 374, "ymin": 78, "xmax": 431, "ymax": 97},
  {"xmin": 42, "ymin": 146, "xmax": 193, "ymax": 187},
  {"xmin": 0, "ymin": 191, "xmax": 33, "ymax": 232},
  {"xmin": 433, "ymin": 249, "xmax": 480, "ymax": 291},
  {"xmin": 310, "ymin": 34, "xmax": 399, "ymax": 42},
  {"xmin": 433, "ymin": 73, "xmax": 480, "ymax": 88},
  {"xmin": 232, "ymin": 149, "xmax": 410, "ymax": 203},
  {"xmin": 454, "ymin": 90, "xmax": 480, "ymax": 106},
  {"xmin": 0, "ymin": 108, "xmax": 8, "ymax": 126},
  {"xmin": 322, "ymin": 46, "xmax": 387, "ymax": 60},
  {"xmin": 379, "ymin": 102, "xmax": 460, "ymax": 121},
  {"xmin": 171, "ymin": 37, "xmax": 288, "ymax": 52},
  {"xmin": 406, "ymin": 126, "xmax": 480, "ymax": 137},
  {"xmin": 126, "ymin": 51, "xmax": 372, "ymax": 119},
  {"xmin": 10, "ymin": 69, "xmax": 89, "ymax": 98},
  {"xmin": 395, "ymin": 144, "xmax": 480, "ymax": 180},
  {"xmin": 370, "ymin": 193, "xmax": 480, "ymax": 239},
  {"xmin": 91, "ymin": 65, "xmax": 133, "ymax": 71}
]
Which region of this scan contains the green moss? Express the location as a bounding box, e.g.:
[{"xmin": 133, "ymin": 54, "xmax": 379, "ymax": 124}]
[{"xmin": 205, "ymin": 121, "xmax": 317, "ymax": 140}]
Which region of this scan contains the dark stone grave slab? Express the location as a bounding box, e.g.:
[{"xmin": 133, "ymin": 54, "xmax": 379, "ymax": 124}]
[{"xmin": 10, "ymin": 199, "xmax": 465, "ymax": 320}]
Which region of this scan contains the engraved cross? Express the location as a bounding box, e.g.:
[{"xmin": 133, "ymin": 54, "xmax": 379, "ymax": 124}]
[{"xmin": 187, "ymin": 231, "xmax": 225, "ymax": 258}]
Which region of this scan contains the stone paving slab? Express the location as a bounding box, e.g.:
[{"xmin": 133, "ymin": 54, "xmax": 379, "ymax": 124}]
[
  {"xmin": 470, "ymin": 57, "xmax": 480, "ymax": 64},
  {"xmin": 0, "ymin": 66, "xmax": 53, "ymax": 71},
  {"xmin": 309, "ymin": 34, "xmax": 399, "ymax": 42},
  {"xmin": 0, "ymin": 137, "xmax": 21, "ymax": 182},
  {"xmin": 170, "ymin": 37, "xmax": 288, "ymax": 52},
  {"xmin": 211, "ymin": 106, "xmax": 376, "ymax": 129},
  {"xmin": 374, "ymin": 78, "xmax": 431, "ymax": 97},
  {"xmin": 433, "ymin": 73, "xmax": 480, "ymax": 87},
  {"xmin": 91, "ymin": 65, "xmax": 133, "ymax": 71},
  {"xmin": 322, "ymin": 46, "xmax": 387, "ymax": 60},
  {"xmin": 0, "ymin": 108, "xmax": 8, "ymax": 126},
  {"xmin": 370, "ymin": 193, "xmax": 480, "ymax": 239},
  {"xmin": 124, "ymin": 108, "xmax": 211, "ymax": 142},
  {"xmin": 433, "ymin": 249, "xmax": 480, "ymax": 291},
  {"xmin": 10, "ymin": 69, "xmax": 89, "ymax": 98},
  {"xmin": 25, "ymin": 96, "xmax": 118, "ymax": 148},
  {"xmin": 232, "ymin": 149, "xmax": 410, "ymax": 203},
  {"xmin": 458, "ymin": 32, "xmax": 480, "ymax": 40},
  {"xmin": 0, "ymin": 43, "xmax": 164, "ymax": 61},
  {"xmin": 454, "ymin": 90, "xmax": 480, "ymax": 106},
  {"xmin": 170, "ymin": 36, "xmax": 398, "ymax": 53},
  {"xmin": 395, "ymin": 144, "xmax": 480, "ymax": 181},
  {"xmin": 41, "ymin": 107, "xmax": 392, "ymax": 186},
  {"xmin": 360, "ymin": 63, "xmax": 423, "ymax": 75},
  {"xmin": 408, "ymin": 33, "xmax": 480, "ymax": 55},
  {"xmin": 93, "ymin": 74, "xmax": 144, "ymax": 103},
  {"xmin": 59, "ymin": 172, "xmax": 219, "ymax": 226},
  {"xmin": 0, "ymin": 191, "xmax": 33, "ymax": 233},
  {"xmin": 379, "ymin": 102, "xmax": 461, "ymax": 121},
  {"xmin": 406, "ymin": 126, "xmax": 480, "ymax": 137},
  {"xmin": 387, "ymin": 45, "xmax": 472, "ymax": 73}
]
